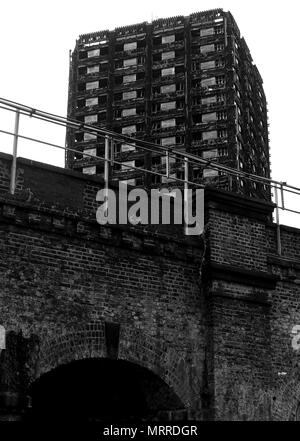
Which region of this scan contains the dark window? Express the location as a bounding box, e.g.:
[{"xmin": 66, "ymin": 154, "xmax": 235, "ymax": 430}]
[
  {"xmin": 137, "ymin": 106, "xmax": 145, "ymax": 116},
  {"xmin": 78, "ymin": 51, "xmax": 87, "ymax": 60},
  {"xmin": 77, "ymin": 99, "xmax": 85, "ymax": 108},
  {"xmin": 175, "ymin": 65, "xmax": 185, "ymax": 75},
  {"xmin": 153, "ymin": 53, "xmax": 161, "ymax": 62},
  {"xmin": 78, "ymin": 66, "xmax": 86, "ymax": 75},
  {"xmin": 136, "ymin": 72, "xmax": 145, "ymax": 81},
  {"xmin": 98, "ymin": 111, "xmax": 107, "ymax": 121},
  {"xmin": 137, "ymin": 89, "xmax": 144, "ymax": 98},
  {"xmin": 152, "ymin": 103, "xmax": 160, "ymax": 113},
  {"xmin": 114, "ymin": 92, "xmax": 122, "ymax": 102},
  {"xmin": 175, "ymin": 32, "xmax": 184, "ymax": 41},
  {"xmin": 99, "ymin": 78, "xmax": 108, "ymax": 88},
  {"xmin": 99, "ymin": 95, "xmax": 107, "ymax": 106},
  {"xmin": 138, "ymin": 55, "xmax": 145, "ymax": 64},
  {"xmin": 115, "ymin": 43, "xmax": 123, "ymax": 52},
  {"xmin": 153, "ymin": 36, "xmax": 161, "ymax": 46},
  {"xmin": 115, "ymin": 76, "xmax": 123, "ymax": 85},
  {"xmin": 100, "ymin": 46, "xmax": 108, "ymax": 56},
  {"xmin": 115, "ymin": 60, "xmax": 123, "ymax": 69},
  {"xmin": 152, "ymin": 86, "xmax": 160, "ymax": 96},
  {"xmin": 176, "ymin": 135, "xmax": 185, "ymax": 144},
  {"xmin": 153, "ymin": 70, "xmax": 160, "ymax": 80},
  {"xmin": 193, "ymin": 114, "xmax": 202, "ymax": 125},
  {"xmin": 137, "ymin": 39, "xmax": 146, "ymax": 49}
]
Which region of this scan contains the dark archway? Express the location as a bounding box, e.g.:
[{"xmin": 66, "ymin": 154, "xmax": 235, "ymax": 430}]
[{"xmin": 26, "ymin": 358, "xmax": 184, "ymax": 423}]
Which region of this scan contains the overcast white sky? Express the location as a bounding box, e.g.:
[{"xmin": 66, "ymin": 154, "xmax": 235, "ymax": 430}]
[{"xmin": 0, "ymin": 0, "xmax": 299, "ymax": 228}]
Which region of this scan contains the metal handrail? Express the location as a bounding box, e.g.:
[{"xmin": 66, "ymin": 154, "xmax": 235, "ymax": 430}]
[{"xmin": 0, "ymin": 96, "xmax": 299, "ymax": 255}]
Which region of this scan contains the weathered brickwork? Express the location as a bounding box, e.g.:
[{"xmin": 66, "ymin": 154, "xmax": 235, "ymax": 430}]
[
  {"xmin": 0, "ymin": 154, "xmax": 205, "ymax": 421},
  {"xmin": 0, "ymin": 152, "xmax": 299, "ymax": 421},
  {"xmin": 202, "ymin": 191, "xmax": 300, "ymax": 421},
  {"xmin": 265, "ymin": 226, "xmax": 300, "ymax": 420}
]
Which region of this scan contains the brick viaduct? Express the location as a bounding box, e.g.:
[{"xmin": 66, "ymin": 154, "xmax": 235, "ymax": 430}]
[{"xmin": 0, "ymin": 151, "xmax": 299, "ymax": 421}]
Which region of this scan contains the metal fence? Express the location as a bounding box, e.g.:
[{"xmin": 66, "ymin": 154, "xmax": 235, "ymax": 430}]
[{"xmin": 0, "ymin": 97, "xmax": 299, "ymax": 254}]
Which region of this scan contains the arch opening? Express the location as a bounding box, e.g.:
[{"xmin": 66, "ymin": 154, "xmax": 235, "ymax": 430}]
[{"xmin": 26, "ymin": 358, "xmax": 184, "ymax": 423}]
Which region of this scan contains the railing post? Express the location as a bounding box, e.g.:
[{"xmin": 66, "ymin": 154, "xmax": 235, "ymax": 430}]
[
  {"xmin": 110, "ymin": 139, "xmax": 115, "ymax": 167},
  {"xmin": 166, "ymin": 150, "xmax": 170, "ymax": 179},
  {"xmin": 103, "ymin": 136, "xmax": 111, "ymax": 219},
  {"xmin": 184, "ymin": 156, "xmax": 189, "ymax": 235},
  {"xmin": 10, "ymin": 110, "xmax": 20, "ymax": 194},
  {"xmin": 104, "ymin": 136, "xmax": 110, "ymax": 191},
  {"xmin": 274, "ymin": 185, "xmax": 282, "ymax": 255},
  {"xmin": 280, "ymin": 183, "xmax": 285, "ymax": 210}
]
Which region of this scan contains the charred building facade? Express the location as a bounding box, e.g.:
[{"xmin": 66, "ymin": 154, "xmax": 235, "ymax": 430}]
[{"xmin": 66, "ymin": 8, "xmax": 270, "ymax": 200}]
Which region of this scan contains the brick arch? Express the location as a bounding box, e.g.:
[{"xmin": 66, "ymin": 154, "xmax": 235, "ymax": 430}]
[
  {"xmin": 29, "ymin": 321, "xmax": 107, "ymax": 383},
  {"xmin": 28, "ymin": 321, "xmax": 192, "ymax": 410}
]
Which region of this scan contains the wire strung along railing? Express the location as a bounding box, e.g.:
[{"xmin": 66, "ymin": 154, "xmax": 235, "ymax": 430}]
[{"xmin": 0, "ymin": 97, "xmax": 299, "ymax": 254}]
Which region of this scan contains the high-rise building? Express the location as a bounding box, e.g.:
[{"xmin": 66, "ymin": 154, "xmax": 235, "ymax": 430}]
[{"xmin": 66, "ymin": 8, "xmax": 270, "ymax": 199}]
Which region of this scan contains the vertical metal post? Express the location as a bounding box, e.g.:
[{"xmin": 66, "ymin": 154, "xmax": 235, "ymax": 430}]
[
  {"xmin": 103, "ymin": 136, "xmax": 110, "ymax": 219},
  {"xmin": 236, "ymin": 135, "xmax": 240, "ymax": 170},
  {"xmin": 274, "ymin": 186, "xmax": 282, "ymax": 255},
  {"xmin": 10, "ymin": 110, "xmax": 20, "ymax": 194},
  {"xmin": 184, "ymin": 157, "xmax": 189, "ymax": 235},
  {"xmin": 104, "ymin": 136, "xmax": 110, "ymax": 191},
  {"xmin": 110, "ymin": 140, "xmax": 114, "ymax": 167},
  {"xmin": 280, "ymin": 183, "xmax": 285, "ymax": 210},
  {"xmin": 166, "ymin": 150, "xmax": 170, "ymax": 178}
]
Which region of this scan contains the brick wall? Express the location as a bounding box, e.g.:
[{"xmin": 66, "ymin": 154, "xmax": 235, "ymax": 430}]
[
  {"xmin": 0, "ymin": 153, "xmax": 299, "ymax": 421},
  {"xmin": 203, "ymin": 190, "xmax": 300, "ymax": 420},
  {"xmin": 0, "ymin": 153, "xmax": 205, "ymax": 420},
  {"xmin": 266, "ymin": 225, "xmax": 300, "ymax": 420}
]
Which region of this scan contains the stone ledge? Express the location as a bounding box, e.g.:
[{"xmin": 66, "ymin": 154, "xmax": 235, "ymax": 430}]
[
  {"xmin": 205, "ymin": 186, "xmax": 275, "ymax": 221},
  {"xmin": 0, "ymin": 199, "xmax": 203, "ymax": 262},
  {"xmin": 212, "ymin": 291, "xmax": 270, "ymax": 306},
  {"xmin": 205, "ymin": 261, "xmax": 279, "ymax": 290},
  {"xmin": 268, "ymin": 255, "xmax": 300, "ymax": 270}
]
